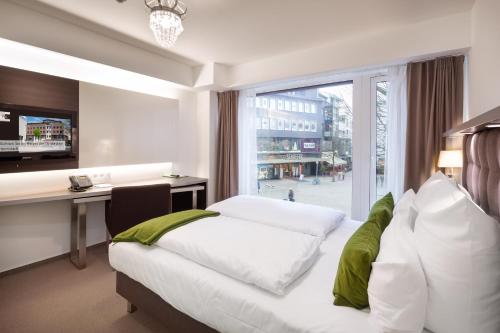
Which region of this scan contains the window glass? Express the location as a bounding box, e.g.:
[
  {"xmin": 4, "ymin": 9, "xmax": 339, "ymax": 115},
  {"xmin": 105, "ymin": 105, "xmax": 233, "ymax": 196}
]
[
  {"xmin": 298, "ymin": 120, "xmax": 304, "ymax": 131},
  {"xmin": 284, "ymin": 119, "xmax": 291, "ymax": 131},
  {"xmin": 256, "ymin": 83, "xmax": 353, "ymax": 214},
  {"xmin": 261, "ymin": 118, "xmax": 269, "ymax": 129},
  {"xmin": 278, "ymin": 119, "xmax": 284, "ymax": 130},
  {"xmin": 278, "ymin": 99, "xmax": 284, "ymax": 110},
  {"xmin": 375, "ymin": 81, "xmax": 389, "ymax": 200},
  {"xmin": 311, "ymin": 121, "xmax": 317, "ymax": 132},
  {"xmin": 270, "ymin": 118, "xmax": 277, "ymax": 130},
  {"xmin": 285, "ymin": 100, "xmax": 291, "ymax": 111},
  {"xmin": 261, "ymin": 98, "xmax": 268, "ymax": 109},
  {"xmin": 270, "ymin": 98, "xmax": 276, "ymax": 110}
]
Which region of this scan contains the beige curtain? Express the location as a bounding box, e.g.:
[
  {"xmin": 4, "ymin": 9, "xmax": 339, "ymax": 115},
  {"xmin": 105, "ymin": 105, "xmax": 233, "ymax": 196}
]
[
  {"xmin": 404, "ymin": 56, "xmax": 464, "ymax": 191},
  {"xmin": 215, "ymin": 91, "xmax": 239, "ymax": 201}
]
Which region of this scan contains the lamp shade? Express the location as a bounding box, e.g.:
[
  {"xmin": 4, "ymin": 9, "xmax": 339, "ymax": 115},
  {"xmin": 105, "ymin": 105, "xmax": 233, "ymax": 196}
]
[{"xmin": 438, "ymin": 150, "xmax": 463, "ymax": 168}]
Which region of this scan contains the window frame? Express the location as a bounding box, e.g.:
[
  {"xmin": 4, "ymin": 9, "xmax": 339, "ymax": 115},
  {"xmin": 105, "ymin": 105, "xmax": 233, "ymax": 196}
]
[
  {"xmin": 369, "ymin": 76, "xmax": 389, "ymax": 206},
  {"xmin": 253, "ymin": 75, "xmax": 388, "ymax": 220}
]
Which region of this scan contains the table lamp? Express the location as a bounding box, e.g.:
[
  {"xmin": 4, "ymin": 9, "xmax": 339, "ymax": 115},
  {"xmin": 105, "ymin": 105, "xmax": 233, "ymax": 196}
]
[{"xmin": 438, "ymin": 150, "xmax": 463, "ymax": 179}]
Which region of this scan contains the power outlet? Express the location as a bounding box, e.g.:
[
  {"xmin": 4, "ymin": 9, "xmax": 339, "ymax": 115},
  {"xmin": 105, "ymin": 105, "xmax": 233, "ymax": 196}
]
[
  {"xmin": 88, "ymin": 172, "xmax": 112, "ymax": 185},
  {"xmin": 104, "ymin": 172, "xmax": 112, "ymax": 183}
]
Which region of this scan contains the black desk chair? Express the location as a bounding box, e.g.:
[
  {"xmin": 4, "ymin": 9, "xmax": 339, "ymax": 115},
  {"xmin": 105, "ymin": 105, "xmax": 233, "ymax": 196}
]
[{"xmin": 105, "ymin": 184, "xmax": 172, "ymax": 239}]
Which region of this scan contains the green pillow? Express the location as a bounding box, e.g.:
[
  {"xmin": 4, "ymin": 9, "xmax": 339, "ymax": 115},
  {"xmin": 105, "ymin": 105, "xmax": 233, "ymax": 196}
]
[{"xmin": 333, "ymin": 192, "xmax": 394, "ymax": 309}]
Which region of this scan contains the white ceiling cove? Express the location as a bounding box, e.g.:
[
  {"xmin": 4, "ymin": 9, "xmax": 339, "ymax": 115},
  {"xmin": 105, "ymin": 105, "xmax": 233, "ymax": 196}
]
[{"xmin": 31, "ymin": 0, "xmax": 475, "ymax": 66}]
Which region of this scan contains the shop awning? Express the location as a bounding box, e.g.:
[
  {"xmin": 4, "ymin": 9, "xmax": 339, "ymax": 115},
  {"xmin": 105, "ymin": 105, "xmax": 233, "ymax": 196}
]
[{"xmin": 257, "ymin": 155, "xmax": 346, "ymax": 165}]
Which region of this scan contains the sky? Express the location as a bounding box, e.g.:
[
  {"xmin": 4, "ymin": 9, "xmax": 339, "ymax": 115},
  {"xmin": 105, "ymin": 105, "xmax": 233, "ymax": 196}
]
[{"xmin": 318, "ymin": 83, "xmax": 353, "ymax": 110}]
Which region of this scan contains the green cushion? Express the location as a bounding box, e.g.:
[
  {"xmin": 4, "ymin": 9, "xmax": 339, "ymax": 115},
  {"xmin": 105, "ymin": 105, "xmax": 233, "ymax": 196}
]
[{"xmin": 333, "ymin": 192, "xmax": 394, "ymax": 309}]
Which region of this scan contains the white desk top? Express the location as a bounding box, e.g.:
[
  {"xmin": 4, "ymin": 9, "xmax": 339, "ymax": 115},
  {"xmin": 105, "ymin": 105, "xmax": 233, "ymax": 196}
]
[{"xmin": 0, "ymin": 176, "xmax": 207, "ymax": 207}]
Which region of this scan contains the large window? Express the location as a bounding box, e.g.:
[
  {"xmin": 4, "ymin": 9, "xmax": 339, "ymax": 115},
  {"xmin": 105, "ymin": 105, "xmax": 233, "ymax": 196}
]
[
  {"xmin": 240, "ymin": 72, "xmax": 398, "ymax": 219},
  {"xmin": 256, "ymin": 83, "xmax": 353, "ymax": 215},
  {"xmin": 374, "ymin": 80, "xmax": 389, "ymax": 200}
]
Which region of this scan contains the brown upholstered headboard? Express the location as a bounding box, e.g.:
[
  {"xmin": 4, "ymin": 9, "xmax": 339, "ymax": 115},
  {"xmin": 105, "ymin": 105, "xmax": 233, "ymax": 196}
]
[{"xmin": 463, "ymin": 129, "xmax": 500, "ymax": 221}]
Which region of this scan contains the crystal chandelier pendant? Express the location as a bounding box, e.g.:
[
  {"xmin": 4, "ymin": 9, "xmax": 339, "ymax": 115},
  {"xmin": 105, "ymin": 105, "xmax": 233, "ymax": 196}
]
[
  {"xmin": 149, "ymin": 9, "xmax": 184, "ymax": 48},
  {"xmin": 145, "ymin": 0, "xmax": 187, "ymax": 48}
]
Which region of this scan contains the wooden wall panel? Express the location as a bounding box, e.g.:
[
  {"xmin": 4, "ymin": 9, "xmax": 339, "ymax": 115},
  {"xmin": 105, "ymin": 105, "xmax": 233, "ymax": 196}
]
[
  {"xmin": 0, "ymin": 65, "xmax": 79, "ymax": 173},
  {"xmin": 0, "ymin": 65, "xmax": 78, "ymax": 111}
]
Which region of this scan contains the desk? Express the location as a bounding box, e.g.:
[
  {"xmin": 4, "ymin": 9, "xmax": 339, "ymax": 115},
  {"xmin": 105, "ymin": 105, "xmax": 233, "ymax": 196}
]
[{"xmin": 0, "ymin": 176, "xmax": 207, "ymax": 269}]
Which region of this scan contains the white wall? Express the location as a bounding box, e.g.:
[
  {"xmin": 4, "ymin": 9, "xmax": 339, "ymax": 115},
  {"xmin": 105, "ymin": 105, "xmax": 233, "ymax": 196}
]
[
  {"xmin": 0, "ymin": 163, "xmax": 172, "ymax": 273},
  {"xmin": 195, "ymin": 91, "xmax": 218, "ymax": 205},
  {"xmin": 0, "ymin": 83, "xmax": 194, "ymax": 273},
  {"xmin": 468, "ymin": 0, "xmax": 500, "ymax": 118},
  {"xmin": 0, "ymin": 0, "xmax": 206, "ymax": 273},
  {"xmin": 228, "ymin": 12, "xmax": 471, "ymax": 88},
  {"xmin": 0, "ymin": 0, "xmax": 193, "ymax": 87},
  {"xmin": 79, "ymin": 83, "xmax": 179, "ymax": 167},
  {"xmin": 173, "ymin": 90, "xmax": 199, "ymax": 176},
  {"xmin": 0, "ymin": 0, "xmax": 474, "ymax": 93},
  {"xmin": 0, "ymin": 22, "xmax": 204, "ymax": 273}
]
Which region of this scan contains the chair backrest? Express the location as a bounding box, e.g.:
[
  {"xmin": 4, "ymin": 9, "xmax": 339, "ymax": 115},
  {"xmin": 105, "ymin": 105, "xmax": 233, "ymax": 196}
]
[{"xmin": 105, "ymin": 184, "xmax": 171, "ymax": 238}]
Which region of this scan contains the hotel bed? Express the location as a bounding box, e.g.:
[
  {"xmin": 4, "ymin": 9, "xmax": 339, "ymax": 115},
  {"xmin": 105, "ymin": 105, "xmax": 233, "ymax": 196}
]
[
  {"xmin": 108, "ymin": 127, "xmax": 500, "ymax": 333},
  {"xmin": 110, "ymin": 218, "xmax": 426, "ymax": 333}
]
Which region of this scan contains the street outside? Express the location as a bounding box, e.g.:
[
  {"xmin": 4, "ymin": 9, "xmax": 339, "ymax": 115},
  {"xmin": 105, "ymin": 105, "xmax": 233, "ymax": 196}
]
[{"xmin": 258, "ymin": 172, "xmax": 352, "ymax": 216}]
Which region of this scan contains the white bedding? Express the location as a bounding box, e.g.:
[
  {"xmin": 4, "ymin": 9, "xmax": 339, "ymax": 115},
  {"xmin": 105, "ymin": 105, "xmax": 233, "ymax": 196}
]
[
  {"xmin": 109, "ymin": 219, "xmax": 431, "ymax": 333},
  {"xmin": 207, "ymin": 195, "xmax": 345, "ymax": 239},
  {"xmin": 156, "ymin": 215, "xmax": 321, "ymax": 295}
]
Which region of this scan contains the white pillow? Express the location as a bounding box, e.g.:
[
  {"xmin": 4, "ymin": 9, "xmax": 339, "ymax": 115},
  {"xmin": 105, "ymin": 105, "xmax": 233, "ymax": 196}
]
[
  {"xmin": 368, "ymin": 206, "xmax": 427, "ymax": 333},
  {"xmin": 393, "ymin": 189, "xmax": 416, "ymax": 216},
  {"xmin": 457, "ymin": 183, "xmax": 473, "ymax": 200},
  {"xmin": 207, "ymin": 195, "xmax": 345, "ymax": 239},
  {"xmin": 414, "ymin": 173, "xmax": 500, "ymax": 333},
  {"xmin": 414, "ymin": 171, "xmax": 449, "ymax": 209},
  {"xmin": 416, "ymin": 171, "xmax": 473, "ymax": 203}
]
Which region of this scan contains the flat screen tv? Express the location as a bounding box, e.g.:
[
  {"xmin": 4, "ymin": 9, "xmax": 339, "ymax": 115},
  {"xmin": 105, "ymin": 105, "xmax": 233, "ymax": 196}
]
[{"xmin": 0, "ymin": 106, "xmax": 77, "ymax": 161}]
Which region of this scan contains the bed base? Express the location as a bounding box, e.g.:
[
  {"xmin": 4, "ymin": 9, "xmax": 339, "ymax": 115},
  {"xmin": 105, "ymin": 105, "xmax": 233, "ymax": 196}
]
[{"xmin": 116, "ymin": 271, "xmax": 218, "ymax": 333}]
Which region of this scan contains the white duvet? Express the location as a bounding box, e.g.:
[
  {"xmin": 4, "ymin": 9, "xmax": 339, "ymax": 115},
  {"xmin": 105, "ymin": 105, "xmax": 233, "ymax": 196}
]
[{"xmin": 156, "ymin": 215, "xmax": 321, "ymax": 295}]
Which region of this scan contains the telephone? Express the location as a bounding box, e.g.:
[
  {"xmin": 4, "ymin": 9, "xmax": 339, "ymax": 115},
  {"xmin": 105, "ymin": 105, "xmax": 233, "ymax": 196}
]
[{"xmin": 69, "ymin": 175, "xmax": 93, "ymax": 192}]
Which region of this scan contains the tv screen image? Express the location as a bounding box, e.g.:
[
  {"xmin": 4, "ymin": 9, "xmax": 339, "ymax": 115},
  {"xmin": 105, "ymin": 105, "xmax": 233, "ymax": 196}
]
[{"xmin": 16, "ymin": 116, "xmax": 72, "ymax": 153}]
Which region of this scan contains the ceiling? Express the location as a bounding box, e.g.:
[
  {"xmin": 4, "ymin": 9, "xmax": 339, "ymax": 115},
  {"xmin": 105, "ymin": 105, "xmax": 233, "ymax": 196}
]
[{"xmin": 32, "ymin": 0, "xmax": 475, "ymax": 67}]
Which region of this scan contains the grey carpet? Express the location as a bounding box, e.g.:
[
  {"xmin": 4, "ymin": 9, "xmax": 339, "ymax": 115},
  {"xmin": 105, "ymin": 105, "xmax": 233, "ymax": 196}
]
[{"xmin": 0, "ymin": 245, "xmax": 168, "ymax": 333}]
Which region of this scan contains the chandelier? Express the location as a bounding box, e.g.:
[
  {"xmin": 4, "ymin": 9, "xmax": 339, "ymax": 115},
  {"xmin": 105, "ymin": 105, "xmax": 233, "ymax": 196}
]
[{"xmin": 145, "ymin": 0, "xmax": 187, "ymax": 48}]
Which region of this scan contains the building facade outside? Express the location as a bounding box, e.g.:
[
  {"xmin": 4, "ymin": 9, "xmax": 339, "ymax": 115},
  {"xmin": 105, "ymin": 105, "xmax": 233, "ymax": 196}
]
[
  {"xmin": 256, "ymin": 89, "xmax": 351, "ymax": 181},
  {"xmin": 322, "ymin": 94, "xmax": 353, "ymax": 172}
]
